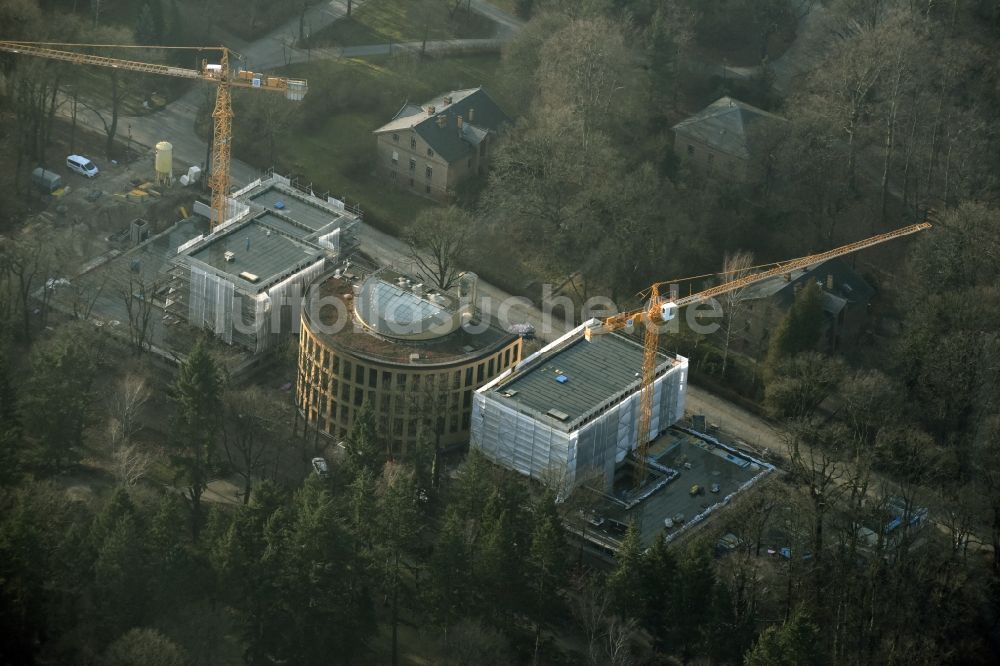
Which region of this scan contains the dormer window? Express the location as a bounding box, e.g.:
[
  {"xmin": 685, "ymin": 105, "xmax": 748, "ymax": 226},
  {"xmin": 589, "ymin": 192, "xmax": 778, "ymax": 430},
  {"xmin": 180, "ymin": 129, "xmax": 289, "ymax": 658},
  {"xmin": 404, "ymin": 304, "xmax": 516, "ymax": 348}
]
[
  {"xmin": 392, "ymin": 133, "xmax": 399, "ymax": 143},
  {"xmin": 427, "ymin": 148, "xmax": 434, "ymax": 157}
]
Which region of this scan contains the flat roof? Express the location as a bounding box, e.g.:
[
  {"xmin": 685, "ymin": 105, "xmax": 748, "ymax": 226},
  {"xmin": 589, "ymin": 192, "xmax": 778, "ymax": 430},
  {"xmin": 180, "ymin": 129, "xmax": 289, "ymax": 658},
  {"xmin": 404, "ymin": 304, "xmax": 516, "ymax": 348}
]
[
  {"xmin": 490, "ymin": 333, "xmax": 674, "ymax": 429},
  {"xmin": 187, "ymin": 219, "xmax": 323, "ymax": 289},
  {"xmin": 602, "ymin": 430, "xmax": 765, "ymax": 547},
  {"xmin": 304, "ymin": 272, "xmax": 515, "ymax": 366},
  {"xmin": 248, "ymin": 186, "xmax": 342, "ymax": 233}
]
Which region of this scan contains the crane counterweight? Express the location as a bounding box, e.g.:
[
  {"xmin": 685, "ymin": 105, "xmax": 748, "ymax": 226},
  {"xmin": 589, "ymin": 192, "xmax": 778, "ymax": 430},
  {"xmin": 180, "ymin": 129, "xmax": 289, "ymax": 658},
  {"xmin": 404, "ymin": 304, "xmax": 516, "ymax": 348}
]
[{"xmin": 0, "ymin": 40, "xmax": 307, "ymax": 229}]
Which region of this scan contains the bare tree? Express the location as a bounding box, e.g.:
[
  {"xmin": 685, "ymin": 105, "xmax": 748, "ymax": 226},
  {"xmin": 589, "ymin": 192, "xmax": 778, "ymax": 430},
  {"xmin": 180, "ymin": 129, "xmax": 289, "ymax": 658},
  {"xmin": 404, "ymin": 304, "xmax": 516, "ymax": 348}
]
[
  {"xmin": 222, "ymin": 387, "xmax": 279, "ymax": 503},
  {"xmin": 604, "ymin": 617, "xmax": 636, "ymax": 666},
  {"xmin": 111, "ymin": 443, "xmax": 152, "ymax": 487},
  {"xmin": 570, "ymin": 574, "xmax": 612, "ymax": 666},
  {"xmin": 108, "ymin": 374, "xmax": 152, "ymax": 487},
  {"xmin": 109, "ymin": 375, "xmax": 151, "ymax": 445},
  {"xmin": 720, "ymin": 250, "xmax": 755, "ymax": 375},
  {"xmin": 121, "ymin": 271, "xmax": 158, "ymax": 355},
  {"xmin": 405, "ymin": 206, "xmax": 471, "ymax": 291}
]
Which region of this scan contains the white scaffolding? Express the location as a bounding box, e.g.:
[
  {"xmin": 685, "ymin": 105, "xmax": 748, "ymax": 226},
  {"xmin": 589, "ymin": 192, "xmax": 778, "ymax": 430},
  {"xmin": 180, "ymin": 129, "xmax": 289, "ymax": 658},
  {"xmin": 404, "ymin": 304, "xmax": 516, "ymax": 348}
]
[{"xmin": 471, "ymin": 325, "xmax": 688, "ymax": 494}]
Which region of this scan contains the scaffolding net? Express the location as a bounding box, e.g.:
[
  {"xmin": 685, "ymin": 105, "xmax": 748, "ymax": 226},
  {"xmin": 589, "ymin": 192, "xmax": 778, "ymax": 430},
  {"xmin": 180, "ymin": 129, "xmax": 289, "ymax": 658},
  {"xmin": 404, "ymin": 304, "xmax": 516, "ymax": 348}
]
[
  {"xmin": 188, "ymin": 266, "xmax": 236, "ymax": 344},
  {"xmin": 472, "ymin": 357, "xmax": 687, "ymax": 493}
]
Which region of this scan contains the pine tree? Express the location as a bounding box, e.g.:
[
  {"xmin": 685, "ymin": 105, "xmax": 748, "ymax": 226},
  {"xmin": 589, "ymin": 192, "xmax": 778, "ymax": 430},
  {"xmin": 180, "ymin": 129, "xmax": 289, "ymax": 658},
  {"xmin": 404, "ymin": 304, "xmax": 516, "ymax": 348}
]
[
  {"xmin": 427, "ymin": 508, "xmax": 469, "ymax": 639},
  {"xmin": 0, "ymin": 347, "xmax": 23, "ymax": 485},
  {"xmin": 170, "ymin": 339, "xmax": 223, "ymax": 540},
  {"xmin": 529, "ymin": 489, "xmax": 568, "ymax": 662},
  {"xmin": 744, "ymin": 608, "xmax": 825, "ymax": 666},
  {"xmin": 606, "ymin": 519, "xmax": 644, "ymax": 618},
  {"xmin": 345, "ymin": 399, "xmax": 382, "ymax": 480},
  {"xmin": 93, "ymin": 514, "xmax": 150, "ymax": 639},
  {"xmin": 641, "ymin": 533, "xmax": 678, "ymax": 647}
]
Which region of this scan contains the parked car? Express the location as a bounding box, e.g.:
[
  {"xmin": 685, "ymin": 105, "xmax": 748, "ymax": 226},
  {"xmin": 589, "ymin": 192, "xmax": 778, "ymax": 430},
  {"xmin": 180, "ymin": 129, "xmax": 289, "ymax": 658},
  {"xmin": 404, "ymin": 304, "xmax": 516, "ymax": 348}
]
[
  {"xmin": 664, "ymin": 517, "xmax": 675, "ymax": 529},
  {"xmin": 66, "ymin": 154, "xmax": 99, "ymax": 178},
  {"xmin": 710, "ymin": 482, "xmax": 721, "ymax": 493},
  {"xmin": 689, "ymin": 484, "xmax": 702, "ymax": 496},
  {"xmin": 672, "ymin": 512, "xmax": 685, "ymax": 524},
  {"xmin": 311, "ymin": 457, "xmax": 329, "ymax": 477}
]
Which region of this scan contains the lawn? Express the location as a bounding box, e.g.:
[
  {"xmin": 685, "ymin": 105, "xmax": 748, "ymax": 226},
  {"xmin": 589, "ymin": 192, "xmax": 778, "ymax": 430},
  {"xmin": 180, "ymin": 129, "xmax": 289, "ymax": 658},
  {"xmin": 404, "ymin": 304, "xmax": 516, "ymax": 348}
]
[
  {"xmin": 307, "ymin": 0, "xmax": 498, "ymax": 48},
  {"xmin": 251, "ymin": 53, "xmax": 505, "ymax": 235}
]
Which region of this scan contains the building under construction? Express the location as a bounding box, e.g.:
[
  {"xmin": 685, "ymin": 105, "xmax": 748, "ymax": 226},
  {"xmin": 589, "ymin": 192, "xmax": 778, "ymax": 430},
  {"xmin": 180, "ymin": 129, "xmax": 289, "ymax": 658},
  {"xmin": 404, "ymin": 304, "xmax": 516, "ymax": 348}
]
[
  {"xmin": 297, "ymin": 261, "xmax": 522, "ymax": 452},
  {"xmin": 471, "ymin": 321, "xmax": 688, "ymax": 494},
  {"xmin": 165, "ymin": 173, "xmax": 360, "ymax": 352}
]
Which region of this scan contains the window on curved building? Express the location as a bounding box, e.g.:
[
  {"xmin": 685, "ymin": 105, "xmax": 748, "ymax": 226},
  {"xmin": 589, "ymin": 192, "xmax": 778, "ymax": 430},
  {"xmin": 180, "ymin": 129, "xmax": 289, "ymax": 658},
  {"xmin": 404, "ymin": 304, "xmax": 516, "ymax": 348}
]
[
  {"xmin": 369, "ymin": 368, "xmax": 378, "ymax": 388},
  {"xmin": 476, "ymin": 364, "xmax": 484, "ymax": 383},
  {"xmin": 342, "ymin": 360, "xmax": 352, "ymax": 380},
  {"xmin": 354, "ymin": 387, "xmax": 364, "ymax": 407},
  {"xmin": 355, "ymin": 364, "xmax": 364, "ymax": 384},
  {"xmin": 465, "ymin": 367, "xmax": 473, "ymax": 386}
]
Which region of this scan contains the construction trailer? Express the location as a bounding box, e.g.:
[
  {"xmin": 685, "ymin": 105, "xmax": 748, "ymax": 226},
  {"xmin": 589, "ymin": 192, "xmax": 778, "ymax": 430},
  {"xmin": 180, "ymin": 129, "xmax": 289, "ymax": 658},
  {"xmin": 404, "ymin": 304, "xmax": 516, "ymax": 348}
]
[{"xmin": 471, "ymin": 320, "xmax": 688, "ymax": 494}]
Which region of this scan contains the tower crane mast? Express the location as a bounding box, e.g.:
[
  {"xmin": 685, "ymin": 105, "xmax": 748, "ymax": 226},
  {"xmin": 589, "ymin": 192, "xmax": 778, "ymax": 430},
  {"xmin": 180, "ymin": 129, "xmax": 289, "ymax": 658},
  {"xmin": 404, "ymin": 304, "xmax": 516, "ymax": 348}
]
[
  {"xmin": 0, "ymin": 40, "xmax": 308, "ymax": 228},
  {"xmin": 585, "ymin": 221, "xmax": 933, "ymax": 480}
]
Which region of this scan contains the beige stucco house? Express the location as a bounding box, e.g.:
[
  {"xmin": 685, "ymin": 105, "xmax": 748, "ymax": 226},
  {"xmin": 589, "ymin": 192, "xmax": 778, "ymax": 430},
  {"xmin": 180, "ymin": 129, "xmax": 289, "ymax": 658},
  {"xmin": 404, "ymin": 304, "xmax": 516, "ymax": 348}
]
[
  {"xmin": 373, "ymin": 87, "xmax": 509, "ymax": 201},
  {"xmin": 672, "ymin": 96, "xmax": 785, "ymax": 181}
]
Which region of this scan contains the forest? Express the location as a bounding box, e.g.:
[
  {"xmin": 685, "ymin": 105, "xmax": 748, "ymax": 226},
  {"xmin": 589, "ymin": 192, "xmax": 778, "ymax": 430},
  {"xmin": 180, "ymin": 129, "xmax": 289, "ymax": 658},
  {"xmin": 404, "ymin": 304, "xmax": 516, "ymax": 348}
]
[{"xmin": 1, "ymin": 0, "xmax": 999, "ymax": 664}]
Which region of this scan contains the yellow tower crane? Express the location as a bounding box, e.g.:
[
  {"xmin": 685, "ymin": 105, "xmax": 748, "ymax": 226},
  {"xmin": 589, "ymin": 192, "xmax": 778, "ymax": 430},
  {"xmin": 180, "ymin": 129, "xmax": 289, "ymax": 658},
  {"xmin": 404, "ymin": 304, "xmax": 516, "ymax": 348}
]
[
  {"xmin": 584, "ymin": 221, "xmax": 933, "ymax": 481},
  {"xmin": 0, "ymin": 41, "xmax": 307, "ymax": 228}
]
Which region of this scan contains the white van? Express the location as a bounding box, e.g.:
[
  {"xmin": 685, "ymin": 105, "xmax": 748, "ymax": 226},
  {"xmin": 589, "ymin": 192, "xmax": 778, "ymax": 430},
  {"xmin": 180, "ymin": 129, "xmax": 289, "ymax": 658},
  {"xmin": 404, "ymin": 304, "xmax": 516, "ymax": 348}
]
[{"xmin": 66, "ymin": 154, "xmax": 99, "ymax": 178}]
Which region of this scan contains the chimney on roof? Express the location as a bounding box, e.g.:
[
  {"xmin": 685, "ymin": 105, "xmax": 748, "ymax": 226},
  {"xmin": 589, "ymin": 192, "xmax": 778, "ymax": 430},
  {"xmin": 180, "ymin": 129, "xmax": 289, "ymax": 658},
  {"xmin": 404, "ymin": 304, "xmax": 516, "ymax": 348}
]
[
  {"xmin": 444, "ymin": 95, "xmax": 453, "ymax": 105},
  {"xmin": 469, "ymin": 107, "xmax": 475, "ymax": 123},
  {"xmin": 457, "ymin": 115, "xmax": 463, "ymax": 129},
  {"xmin": 427, "ymin": 105, "xmax": 436, "ymax": 116},
  {"xmin": 826, "ymin": 273, "xmax": 834, "ymax": 290},
  {"xmin": 437, "ymin": 115, "xmax": 447, "ymax": 127}
]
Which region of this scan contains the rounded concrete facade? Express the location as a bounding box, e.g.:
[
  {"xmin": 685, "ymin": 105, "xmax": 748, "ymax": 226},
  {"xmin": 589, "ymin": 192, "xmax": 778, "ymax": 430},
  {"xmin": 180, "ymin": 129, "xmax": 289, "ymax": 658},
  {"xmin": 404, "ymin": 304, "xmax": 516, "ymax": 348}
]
[{"xmin": 296, "ymin": 271, "xmax": 522, "ymax": 453}]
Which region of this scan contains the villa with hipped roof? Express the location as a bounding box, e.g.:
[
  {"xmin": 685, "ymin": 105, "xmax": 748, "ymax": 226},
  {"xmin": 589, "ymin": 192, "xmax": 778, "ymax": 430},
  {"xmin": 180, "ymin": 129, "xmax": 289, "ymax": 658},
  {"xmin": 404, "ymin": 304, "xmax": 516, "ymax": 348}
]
[{"xmin": 374, "ymin": 87, "xmax": 510, "ymax": 200}]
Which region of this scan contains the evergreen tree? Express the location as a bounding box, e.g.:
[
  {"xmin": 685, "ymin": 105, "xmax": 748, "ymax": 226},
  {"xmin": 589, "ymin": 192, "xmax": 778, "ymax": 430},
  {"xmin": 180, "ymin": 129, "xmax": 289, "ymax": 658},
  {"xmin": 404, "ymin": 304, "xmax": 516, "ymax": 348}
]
[
  {"xmin": 103, "ymin": 627, "xmax": 188, "ymax": 666},
  {"xmin": 345, "ymin": 399, "xmax": 382, "ymax": 480},
  {"xmin": 606, "ymin": 519, "xmax": 644, "ymax": 618},
  {"xmin": 744, "ymin": 608, "xmax": 825, "ymax": 666},
  {"xmin": 93, "ymin": 514, "xmax": 150, "ymax": 639},
  {"xmin": 376, "ymin": 463, "xmax": 420, "ymax": 666},
  {"xmin": 668, "ymin": 547, "xmax": 718, "ymax": 662},
  {"xmin": 766, "ymin": 280, "xmax": 825, "ymax": 375},
  {"xmin": 528, "ymin": 489, "xmax": 568, "ymax": 661},
  {"xmin": 170, "ymin": 339, "xmax": 223, "ymax": 539},
  {"xmin": 427, "ymin": 508, "xmax": 469, "ymax": 639},
  {"xmin": 474, "ymin": 508, "xmax": 524, "ymax": 627},
  {"xmin": 23, "ymin": 323, "xmax": 104, "ymax": 472},
  {"xmin": 641, "ymin": 533, "xmax": 678, "ymax": 646},
  {"xmin": 0, "ymin": 347, "xmax": 23, "ymax": 485},
  {"xmin": 134, "ymin": 3, "xmax": 157, "ymax": 44}
]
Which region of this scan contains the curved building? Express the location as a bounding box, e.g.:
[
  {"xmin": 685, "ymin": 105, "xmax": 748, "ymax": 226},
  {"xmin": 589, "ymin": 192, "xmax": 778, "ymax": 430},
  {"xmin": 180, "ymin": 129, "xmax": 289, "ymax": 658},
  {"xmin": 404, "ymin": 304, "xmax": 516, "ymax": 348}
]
[{"xmin": 297, "ymin": 266, "xmax": 522, "ymax": 453}]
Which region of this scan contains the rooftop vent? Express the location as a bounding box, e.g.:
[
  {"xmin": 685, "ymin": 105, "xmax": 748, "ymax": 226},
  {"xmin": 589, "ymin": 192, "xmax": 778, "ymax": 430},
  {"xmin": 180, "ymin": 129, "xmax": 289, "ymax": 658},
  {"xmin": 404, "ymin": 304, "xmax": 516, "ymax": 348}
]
[
  {"xmin": 409, "ymin": 353, "xmax": 420, "ymax": 363},
  {"xmin": 239, "ymin": 271, "xmax": 259, "ymax": 283},
  {"xmin": 426, "ymin": 105, "xmax": 436, "ymax": 115},
  {"xmin": 547, "ymin": 409, "xmax": 570, "ymax": 421},
  {"xmin": 444, "ymin": 95, "xmax": 453, "ymax": 105},
  {"xmin": 555, "ymin": 374, "xmax": 569, "ymax": 384},
  {"xmin": 501, "ymin": 389, "xmax": 519, "ymax": 398},
  {"xmin": 224, "ymin": 251, "xmax": 235, "ymax": 262}
]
